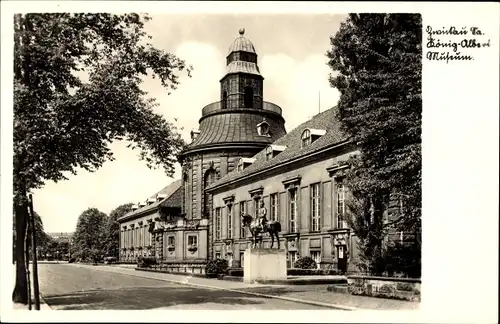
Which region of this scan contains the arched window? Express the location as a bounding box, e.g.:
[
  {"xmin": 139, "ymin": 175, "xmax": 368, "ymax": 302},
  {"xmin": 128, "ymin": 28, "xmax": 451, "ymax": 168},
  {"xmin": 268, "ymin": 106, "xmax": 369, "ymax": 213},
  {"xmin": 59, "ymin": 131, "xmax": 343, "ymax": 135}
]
[
  {"xmin": 301, "ymin": 129, "xmax": 311, "ymax": 147},
  {"xmin": 222, "ymin": 91, "xmax": 228, "ymax": 109},
  {"xmin": 244, "ymin": 86, "xmax": 254, "ymax": 108}
]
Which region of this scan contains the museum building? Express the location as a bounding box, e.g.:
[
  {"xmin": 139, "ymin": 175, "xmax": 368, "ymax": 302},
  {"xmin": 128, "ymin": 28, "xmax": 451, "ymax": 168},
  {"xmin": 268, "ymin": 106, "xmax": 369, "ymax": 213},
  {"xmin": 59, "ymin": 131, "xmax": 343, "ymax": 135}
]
[{"xmin": 116, "ymin": 29, "xmax": 408, "ymax": 274}]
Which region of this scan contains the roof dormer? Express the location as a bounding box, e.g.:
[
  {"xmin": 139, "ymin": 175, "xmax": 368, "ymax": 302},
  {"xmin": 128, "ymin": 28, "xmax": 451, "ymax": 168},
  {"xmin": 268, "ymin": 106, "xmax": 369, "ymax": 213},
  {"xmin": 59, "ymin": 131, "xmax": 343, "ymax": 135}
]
[
  {"xmin": 265, "ymin": 144, "xmax": 287, "ymax": 161},
  {"xmin": 157, "ymin": 193, "xmax": 167, "ymax": 201},
  {"xmin": 237, "ymin": 157, "xmax": 255, "ymax": 171},
  {"xmin": 257, "ymin": 118, "xmax": 270, "ymax": 137},
  {"xmin": 301, "ymin": 128, "xmax": 326, "ymax": 148},
  {"xmin": 131, "ymin": 204, "xmax": 139, "ymax": 211},
  {"xmin": 146, "ymin": 197, "xmax": 156, "ymax": 205},
  {"xmin": 138, "ymin": 201, "xmax": 146, "ymax": 208}
]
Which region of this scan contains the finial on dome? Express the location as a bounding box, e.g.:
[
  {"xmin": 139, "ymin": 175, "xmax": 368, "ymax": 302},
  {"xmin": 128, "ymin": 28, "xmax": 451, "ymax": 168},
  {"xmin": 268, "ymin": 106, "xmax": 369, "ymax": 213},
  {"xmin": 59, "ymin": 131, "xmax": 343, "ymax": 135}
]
[{"xmin": 239, "ymin": 28, "xmax": 245, "ymax": 36}]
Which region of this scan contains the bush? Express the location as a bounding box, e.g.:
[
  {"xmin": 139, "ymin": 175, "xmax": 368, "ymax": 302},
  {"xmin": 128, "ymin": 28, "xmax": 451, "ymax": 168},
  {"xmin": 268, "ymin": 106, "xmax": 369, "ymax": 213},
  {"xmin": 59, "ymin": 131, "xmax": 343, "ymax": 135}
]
[
  {"xmin": 137, "ymin": 256, "xmax": 157, "ymax": 268},
  {"xmin": 293, "ymin": 256, "xmax": 317, "ymax": 269},
  {"xmin": 205, "ymin": 258, "xmax": 228, "ymax": 276},
  {"xmin": 68, "ymin": 258, "xmax": 76, "ymax": 263},
  {"xmin": 224, "ymin": 268, "xmax": 341, "ymax": 277}
]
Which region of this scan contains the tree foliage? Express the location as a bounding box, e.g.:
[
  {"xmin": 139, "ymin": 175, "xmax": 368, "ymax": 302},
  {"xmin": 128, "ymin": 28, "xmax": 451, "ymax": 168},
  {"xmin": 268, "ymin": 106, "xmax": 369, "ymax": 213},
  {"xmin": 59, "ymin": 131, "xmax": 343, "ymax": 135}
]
[
  {"xmin": 13, "ymin": 13, "xmax": 192, "ymax": 303},
  {"xmin": 72, "ymin": 208, "xmax": 108, "ymax": 263},
  {"xmin": 326, "ymin": 14, "xmax": 422, "ymax": 275},
  {"xmin": 104, "ymin": 203, "xmax": 133, "ymax": 258}
]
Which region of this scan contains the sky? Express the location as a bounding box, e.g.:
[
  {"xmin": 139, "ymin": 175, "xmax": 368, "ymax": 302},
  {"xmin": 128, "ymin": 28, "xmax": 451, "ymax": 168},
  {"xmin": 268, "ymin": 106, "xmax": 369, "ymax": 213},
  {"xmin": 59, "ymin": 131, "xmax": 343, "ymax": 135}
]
[{"xmin": 33, "ymin": 13, "xmax": 346, "ymax": 233}]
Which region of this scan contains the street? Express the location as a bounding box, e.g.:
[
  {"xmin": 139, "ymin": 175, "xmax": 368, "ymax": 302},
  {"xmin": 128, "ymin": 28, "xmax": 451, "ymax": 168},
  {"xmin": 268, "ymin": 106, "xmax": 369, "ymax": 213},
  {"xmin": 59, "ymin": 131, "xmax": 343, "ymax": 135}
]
[{"xmin": 38, "ymin": 264, "xmax": 332, "ymax": 310}]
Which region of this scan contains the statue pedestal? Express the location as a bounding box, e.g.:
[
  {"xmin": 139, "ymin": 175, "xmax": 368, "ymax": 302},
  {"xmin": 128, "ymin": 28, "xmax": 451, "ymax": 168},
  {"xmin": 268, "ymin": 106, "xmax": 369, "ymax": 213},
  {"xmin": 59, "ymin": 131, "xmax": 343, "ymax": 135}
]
[{"xmin": 243, "ymin": 248, "xmax": 287, "ymax": 284}]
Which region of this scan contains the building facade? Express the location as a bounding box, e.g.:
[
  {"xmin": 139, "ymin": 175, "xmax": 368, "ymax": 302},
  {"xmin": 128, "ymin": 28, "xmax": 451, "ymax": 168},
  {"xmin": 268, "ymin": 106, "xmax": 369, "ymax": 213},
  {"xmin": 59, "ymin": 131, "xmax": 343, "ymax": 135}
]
[{"xmin": 206, "ymin": 108, "xmax": 362, "ymax": 272}]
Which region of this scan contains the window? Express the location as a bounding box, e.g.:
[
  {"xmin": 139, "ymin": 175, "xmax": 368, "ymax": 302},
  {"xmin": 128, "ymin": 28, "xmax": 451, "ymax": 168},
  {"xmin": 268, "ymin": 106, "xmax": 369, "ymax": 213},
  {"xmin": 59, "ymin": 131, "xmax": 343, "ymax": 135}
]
[
  {"xmin": 254, "ymin": 197, "xmax": 261, "ymax": 218},
  {"xmin": 215, "ymin": 252, "xmax": 221, "ymax": 259},
  {"xmin": 265, "ymin": 146, "xmax": 273, "ymax": 161},
  {"xmin": 288, "ymin": 251, "xmax": 298, "ymax": 268},
  {"xmin": 222, "ymin": 91, "xmax": 228, "ymax": 109},
  {"xmin": 311, "ymin": 183, "xmax": 321, "ymax": 231},
  {"xmin": 138, "ymin": 227, "xmax": 142, "ymax": 246},
  {"xmin": 301, "ymin": 129, "xmax": 311, "ymax": 147},
  {"xmin": 240, "ymin": 201, "xmax": 247, "ymax": 238},
  {"xmin": 337, "ymin": 183, "xmax": 345, "ymax": 229},
  {"xmin": 270, "ymin": 193, "xmax": 279, "ymax": 222},
  {"xmin": 215, "ymin": 208, "xmax": 222, "ymax": 240},
  {"xmin": 289, "ymin": 189, "xmax": 298, "ymax": 233},
  {"xmin": 244, "ymin": 86, "xmax": 253, "ymax": 108},
  {"xmin": 310, "ymin": 251, "xmax": 321, "ymax": 269},
  {"xmin": 168, "ymin": 236, "xmax": 175, "ymax": 246},
  {"xmin": 188, "ymin": 235, "xmax": 198, "ymax": 247},
  {"xmin": 227, "ymin": 204, "xmax": 233, "ymax": 239},
  {"xmin": 204, "ymin": 169, "xmax": 216, "ymax": 217},
  {"xmin": 240, "ymin": 252, "xmax": 245, "ymax": 265}
]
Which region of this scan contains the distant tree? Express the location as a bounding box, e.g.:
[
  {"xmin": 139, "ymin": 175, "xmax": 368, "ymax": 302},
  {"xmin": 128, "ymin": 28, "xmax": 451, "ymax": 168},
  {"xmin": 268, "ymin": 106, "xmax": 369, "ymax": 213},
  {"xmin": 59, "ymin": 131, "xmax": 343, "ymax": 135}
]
[
  {"xmin": 326, "ymin": 14, "xmax": 422, "ymax": 275},
  {"xmin": 13, "ymin": 13, "xmax": 192, "ymax": 303},
  {"xmin": 104, "ymin": 203, "xmax": 133, "ymax": 259},
  {"xmin": 12, "ymin": 211, "xmax": 52, "ymax": 263},
  {"xmin": 72, "ymin": 208, "xmax": 108, "ymax": 263}
]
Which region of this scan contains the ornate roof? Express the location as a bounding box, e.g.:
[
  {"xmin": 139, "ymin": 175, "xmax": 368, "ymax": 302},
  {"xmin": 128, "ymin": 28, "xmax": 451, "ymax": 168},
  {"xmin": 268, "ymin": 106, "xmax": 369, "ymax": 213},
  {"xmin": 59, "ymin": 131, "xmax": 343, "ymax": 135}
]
[
  {"xmin": 228, "ymin": 28, "xmax": 256, "ymax": 54},
  {"xmin": 226, "ymin": 61, "xmax": 261, "ymax": 76},
  {"xmin": 185, "ymin": 112, "xmax": 286, "ymax": 150},
  {"xmin": 206, "ymin": 108, "xmax": 350, "ymax": 191}
]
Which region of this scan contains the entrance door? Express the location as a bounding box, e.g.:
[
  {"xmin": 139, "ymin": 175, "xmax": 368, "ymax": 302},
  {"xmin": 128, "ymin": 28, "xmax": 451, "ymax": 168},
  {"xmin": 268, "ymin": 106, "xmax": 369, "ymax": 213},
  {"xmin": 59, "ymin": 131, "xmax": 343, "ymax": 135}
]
[{"xmin": 337, "ymin": 246, "xmax": 347, "ymax": 274}]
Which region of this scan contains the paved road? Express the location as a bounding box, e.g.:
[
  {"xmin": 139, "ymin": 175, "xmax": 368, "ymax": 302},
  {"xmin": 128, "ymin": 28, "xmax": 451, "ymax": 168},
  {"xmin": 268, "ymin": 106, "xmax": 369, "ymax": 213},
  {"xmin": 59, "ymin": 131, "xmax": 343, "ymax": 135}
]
[{"xmin": 38, "ymin": 264, "xmax": 328, "ymax": 310}]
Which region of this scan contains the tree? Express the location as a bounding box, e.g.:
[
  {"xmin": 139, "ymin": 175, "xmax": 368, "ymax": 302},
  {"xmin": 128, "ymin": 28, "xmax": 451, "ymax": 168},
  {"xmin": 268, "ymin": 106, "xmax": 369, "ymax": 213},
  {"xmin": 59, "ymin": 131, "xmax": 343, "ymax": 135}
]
[
  {"xmin": 326, "ymin": 14, "xmax": 422, "ymax": 275},
  {"xmin": 13, "ymin": 211, "xmax": 52, "ymax": 263},
  {"xmin": 104, "ymin": 203, "xmax": 133, "ymax": 258},
  {"xmin": 72, "ymin": 208, "xmax": 108, "ymax": 263},
  {"xmin": 13, "ymin": 13, "xmax": 192, "ymax": 303}
]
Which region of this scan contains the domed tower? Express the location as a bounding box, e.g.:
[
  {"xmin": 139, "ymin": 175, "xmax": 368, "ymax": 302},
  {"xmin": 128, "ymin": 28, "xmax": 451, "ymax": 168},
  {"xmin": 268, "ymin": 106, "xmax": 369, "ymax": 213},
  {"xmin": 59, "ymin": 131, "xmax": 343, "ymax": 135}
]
[{"xmin": 178, "ymin": 29, "xmax": 286, "ymax": 251}]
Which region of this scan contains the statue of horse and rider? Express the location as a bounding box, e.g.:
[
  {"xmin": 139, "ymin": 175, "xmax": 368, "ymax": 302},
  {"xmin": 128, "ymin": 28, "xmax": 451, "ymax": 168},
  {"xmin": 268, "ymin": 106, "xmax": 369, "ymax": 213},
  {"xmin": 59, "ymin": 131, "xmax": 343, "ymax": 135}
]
[{"xmin": 241, "ymin": 200, "xmax": 282, "ymax": 249}]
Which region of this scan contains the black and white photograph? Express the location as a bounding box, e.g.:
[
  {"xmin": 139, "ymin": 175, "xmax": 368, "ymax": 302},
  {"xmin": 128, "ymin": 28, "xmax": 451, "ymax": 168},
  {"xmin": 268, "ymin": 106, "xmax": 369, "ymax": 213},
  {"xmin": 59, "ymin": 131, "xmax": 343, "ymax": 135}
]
[{"xmin": 1, "ymin": 1, "xmax": 498, "ymax": 323}]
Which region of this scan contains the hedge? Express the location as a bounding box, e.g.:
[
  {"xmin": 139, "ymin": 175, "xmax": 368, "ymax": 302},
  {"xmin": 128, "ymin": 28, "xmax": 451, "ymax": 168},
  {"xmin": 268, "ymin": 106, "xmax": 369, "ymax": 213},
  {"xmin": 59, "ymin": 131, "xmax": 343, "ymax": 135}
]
[{"xmin": 225, "ymin": 268, "xmax": 341, "ymax": 277}]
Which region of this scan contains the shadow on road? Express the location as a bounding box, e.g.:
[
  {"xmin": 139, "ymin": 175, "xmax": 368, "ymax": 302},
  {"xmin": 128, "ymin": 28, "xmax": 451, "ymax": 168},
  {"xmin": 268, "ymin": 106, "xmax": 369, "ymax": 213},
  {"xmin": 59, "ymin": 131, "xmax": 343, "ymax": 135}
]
[{"xmin": 43, "ymin": 286, "xmax": 266, "ymax": 310}]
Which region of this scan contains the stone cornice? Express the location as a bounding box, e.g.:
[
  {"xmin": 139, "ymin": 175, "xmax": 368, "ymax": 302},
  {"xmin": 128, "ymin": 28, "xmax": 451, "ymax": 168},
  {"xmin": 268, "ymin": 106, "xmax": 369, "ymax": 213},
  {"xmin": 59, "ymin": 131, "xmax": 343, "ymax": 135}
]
[
  {"xmin": 282, "ymin": 175, "xmax": 301, "ymax": 190},
  {"xmin": 248, "ymin": 186, "xmax": 264, "ymax": 199},
  {"xmin": 223, "ymin": 194, "xmax": 235, "ymax": 205}
]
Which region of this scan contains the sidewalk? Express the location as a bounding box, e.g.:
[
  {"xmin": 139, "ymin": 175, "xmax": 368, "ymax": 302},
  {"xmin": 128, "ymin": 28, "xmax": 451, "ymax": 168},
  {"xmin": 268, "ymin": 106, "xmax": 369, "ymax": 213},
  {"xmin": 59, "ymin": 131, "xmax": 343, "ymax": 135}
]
[
  {"xmin": 12, "ymin": 296, "xmax": 52, "ymax": 311},
  {"xmin": 71, "ymin": 263, "xmax": 420, "ymax": 310}
]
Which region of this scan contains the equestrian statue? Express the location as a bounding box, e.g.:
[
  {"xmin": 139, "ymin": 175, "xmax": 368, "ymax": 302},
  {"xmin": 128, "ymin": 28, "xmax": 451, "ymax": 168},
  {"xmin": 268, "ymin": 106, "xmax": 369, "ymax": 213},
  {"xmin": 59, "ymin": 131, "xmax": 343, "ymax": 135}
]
[{"xmin": 241, "ymin": 200, "xmax": 282, "ymax": 249}]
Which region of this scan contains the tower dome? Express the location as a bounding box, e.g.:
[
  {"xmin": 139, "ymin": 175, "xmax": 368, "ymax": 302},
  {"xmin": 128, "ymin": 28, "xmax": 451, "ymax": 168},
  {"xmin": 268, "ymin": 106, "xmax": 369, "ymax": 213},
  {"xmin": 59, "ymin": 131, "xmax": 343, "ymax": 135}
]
[{"xmin": 228, "ymin": 28, "xmax": 256, "ymax": 54}]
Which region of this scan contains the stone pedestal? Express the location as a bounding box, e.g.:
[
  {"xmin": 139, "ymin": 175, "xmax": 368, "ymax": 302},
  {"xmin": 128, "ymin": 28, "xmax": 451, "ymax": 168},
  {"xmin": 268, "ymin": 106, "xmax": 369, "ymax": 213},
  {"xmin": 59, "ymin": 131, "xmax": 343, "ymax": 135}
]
[{"xmin": 243, "ymin": 248, "xmax": 287, "ymax": 284}]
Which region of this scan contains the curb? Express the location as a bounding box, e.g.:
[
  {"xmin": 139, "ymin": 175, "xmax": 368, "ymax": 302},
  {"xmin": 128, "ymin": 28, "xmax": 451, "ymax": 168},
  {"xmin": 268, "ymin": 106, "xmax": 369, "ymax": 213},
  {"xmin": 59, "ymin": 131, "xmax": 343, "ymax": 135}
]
[{"xmin": 85, "ymin": 265, "xmax": 358, "ymax": 311}]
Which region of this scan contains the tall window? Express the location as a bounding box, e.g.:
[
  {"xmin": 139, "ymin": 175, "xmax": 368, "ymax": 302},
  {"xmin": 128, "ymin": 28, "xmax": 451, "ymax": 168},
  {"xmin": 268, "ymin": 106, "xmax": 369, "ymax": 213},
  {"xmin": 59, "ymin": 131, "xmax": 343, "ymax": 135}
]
[
  {"xmin": 311, "ymin": 183, "xmax": 321, "ymax": 231},
  {"xmin": 240, "ymin": 252, "xmax": 245, "ymax": 265},
  {"xmin": 227, "ymin": 204, "xmax": 233, "ymax": 239},
  {"xmin": 215, "ymin": 252, "xmax": 221, "ymax": 259},
  {"xmin": 270, "ymin": 193, "xmax": 279, "ymax": 222},
  {"xmin": 244, "ymin": 86, "xmax": 253, "ymax": 108},
  {"xmin": 222, "ymin": 91, "xmax": 228, "ymax": 109},
  {"xmin": 240, "ymin": 201, "xmax": 247, "ymax": 238},
  {"xmin": 301, "ymin": 129, "xmax": 311, "ymax": 147},
  {"xmin": 215, "ymin": 208, "xmax": 222, "ymax": 240},
  {"xmin": 168, "ymin": 236, "xmax": 175, "ymax": 246},
  {"xmin": 337, "ymin": 183, "xmax": 345, "ymax": 229},
  {"xmin": 289, "ymin": 189, "xmax": 298, "ymax": 233},
  {"xmin": 188, "ymin": 235, "xmax": 198, "ymax": 247},
  {"xmin": 310, "ymin": 251, "xmax": 321, "ymax": 269},
  {"xmin": 204, "ymin": 169, "xmax": 216, "ymax": 217},
  {"xmin": 253, "ymin": 197, "xmax": 261, "ymax": 218},
  {"xmin": 288, "ymin": 251, "xmax": 298, "ymax": 268},
  {"xmin": 138, "ymin": 227, "xmax": 142, "ymax": 246}
]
